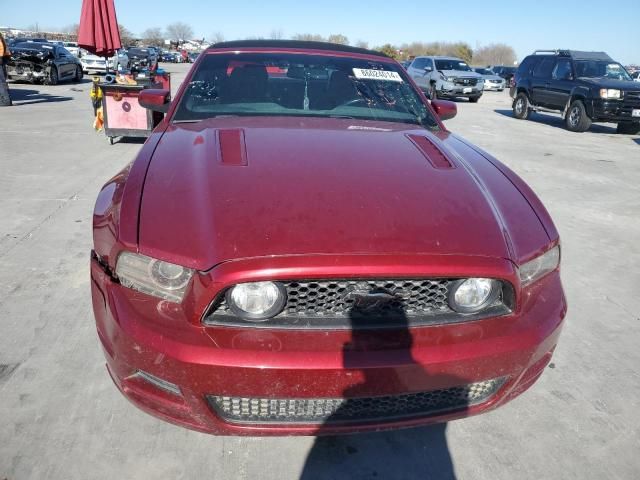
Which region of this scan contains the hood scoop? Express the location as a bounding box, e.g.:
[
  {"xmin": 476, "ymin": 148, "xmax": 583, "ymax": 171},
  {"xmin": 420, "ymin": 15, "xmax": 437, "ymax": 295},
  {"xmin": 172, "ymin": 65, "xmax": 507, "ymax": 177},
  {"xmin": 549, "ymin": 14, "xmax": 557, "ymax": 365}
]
[
  {"xmin": 406, "ymin": 134, "xmax": 455, "ymax": 169},
  {"xmin": 218, "ymin": 129, "xmax": 247, "ymax": 166}
]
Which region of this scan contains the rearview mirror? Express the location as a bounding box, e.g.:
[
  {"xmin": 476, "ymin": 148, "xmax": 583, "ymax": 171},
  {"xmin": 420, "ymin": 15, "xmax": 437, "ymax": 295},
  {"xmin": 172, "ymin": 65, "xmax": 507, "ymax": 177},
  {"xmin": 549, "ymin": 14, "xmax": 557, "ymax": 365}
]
[
  {"xmin": 139, "ymin": 89, "xmax": 170, "ymax": 113},
  {"xmin": 424, "ymin": 66, "xmax": 432, "ymax": 72},
  {"xmin": 431, "ymin": 99, "xmax": 457, "ymax": 121}
]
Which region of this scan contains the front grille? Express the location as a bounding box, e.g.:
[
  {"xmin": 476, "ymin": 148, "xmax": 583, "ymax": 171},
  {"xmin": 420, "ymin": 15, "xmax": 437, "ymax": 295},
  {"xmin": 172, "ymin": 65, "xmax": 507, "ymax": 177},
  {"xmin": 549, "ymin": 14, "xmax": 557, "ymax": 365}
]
[
  {"xmin": 207, "ymin": 378, "xmax": 505, "ymax": 424},
  {"xmin": 216, "ymin": 279, "xmax": 450, "ymax": 316},
  {"xmin": 204, "ymin": 278, "xmax": 514, "ymax": 329},
  {"xmin": 623, "ymin": 91, "xmax": 640, "ymax": 108},
  {"xmin": 454, "ymin": 78, "xmax": 478, "ymax": 86}
]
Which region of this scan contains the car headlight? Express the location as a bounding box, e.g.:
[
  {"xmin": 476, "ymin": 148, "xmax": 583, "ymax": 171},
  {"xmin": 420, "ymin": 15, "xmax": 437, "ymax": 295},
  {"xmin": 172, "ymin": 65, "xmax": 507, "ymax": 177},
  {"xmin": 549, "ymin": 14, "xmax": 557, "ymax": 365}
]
[
  {"xmin": 115, "ymin": 251, "xmax": 194, "ymax": 302},
  {"xmin": 519, "ymin": 245, "xmax": 560, "ymax": 287},
  {"xmin": 226, "ymin": 281, "xmax": 287, "ymax": 321},
  {"xmin": 600, "ymin": 89, "xmax": 621, "ymax": 99},
  {"xmin": 448, "ymin": 278, "xmax": 500, "ymax": 313}
]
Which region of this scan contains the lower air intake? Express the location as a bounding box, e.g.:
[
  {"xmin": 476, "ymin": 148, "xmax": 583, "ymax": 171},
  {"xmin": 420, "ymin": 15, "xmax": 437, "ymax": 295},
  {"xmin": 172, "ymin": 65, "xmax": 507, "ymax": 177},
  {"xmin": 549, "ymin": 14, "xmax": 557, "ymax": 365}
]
[{"xmin": 207, "ymin": 378, "xmax": 505, "ymax": 424}]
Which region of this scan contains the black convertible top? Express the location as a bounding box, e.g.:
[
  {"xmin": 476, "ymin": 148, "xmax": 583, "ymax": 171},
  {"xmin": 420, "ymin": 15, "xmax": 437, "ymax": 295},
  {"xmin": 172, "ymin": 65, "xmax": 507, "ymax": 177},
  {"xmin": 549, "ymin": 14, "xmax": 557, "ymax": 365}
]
[{"xmin": 207, "ymin": 40, "xmax": 390, "ymax": 58}]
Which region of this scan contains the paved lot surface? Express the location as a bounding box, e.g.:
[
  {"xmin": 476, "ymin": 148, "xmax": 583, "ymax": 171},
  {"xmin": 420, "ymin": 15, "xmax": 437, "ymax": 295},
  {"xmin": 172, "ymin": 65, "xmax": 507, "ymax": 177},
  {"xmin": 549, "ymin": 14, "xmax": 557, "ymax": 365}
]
[{"xmin": 1, "ymin": 63, "xmax": 639, "ymax": 480}]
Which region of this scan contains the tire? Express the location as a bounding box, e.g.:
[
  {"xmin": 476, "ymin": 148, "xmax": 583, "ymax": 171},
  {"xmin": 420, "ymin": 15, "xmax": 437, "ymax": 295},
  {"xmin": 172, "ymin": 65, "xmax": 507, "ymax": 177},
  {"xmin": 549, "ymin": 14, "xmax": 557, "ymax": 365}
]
[
  {"xmin": 616, "ymin": 122, "xmax": 640, "ymax": 135},
  {"xmin": 74, "ymin": 66, "xmax": 83, "ymax": 82},
  {"xmin": 469, "ymin": 95, "xmax": 481, "ymax": 103},
  {"xmin": 48, "ymin": 66, "xmax": 59, "ymax": 86},
  {"xmin": 513, "ymin": 92, "xmax": 531, "ymax": 120},
  {"xmin": 565, "ymin": 99, "xmax": 592, "ymax": 132}
]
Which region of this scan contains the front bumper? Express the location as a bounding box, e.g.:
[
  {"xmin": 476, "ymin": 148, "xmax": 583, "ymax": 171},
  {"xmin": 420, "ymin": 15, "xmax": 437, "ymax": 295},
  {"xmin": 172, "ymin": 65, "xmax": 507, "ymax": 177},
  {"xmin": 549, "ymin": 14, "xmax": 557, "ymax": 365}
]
[
  {"xmin": 483, "ymin": 81, "xmax": 505, "ymax": 91},
  {"xmin": 91, "ymin": 254, "xmax": 566, "ymax": 435},
  {"xmin": 590, "ymin": 98, "xmax": 640, "ymax": 123},
  {"xmin": 438, "ymin": 81, "xmax": 483, "ymax": 97}
]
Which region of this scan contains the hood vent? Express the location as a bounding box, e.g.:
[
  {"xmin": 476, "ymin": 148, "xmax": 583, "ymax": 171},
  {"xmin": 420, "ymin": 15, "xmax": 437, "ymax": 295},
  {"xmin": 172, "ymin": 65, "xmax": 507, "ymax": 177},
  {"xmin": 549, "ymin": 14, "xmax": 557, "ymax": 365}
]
[
  {"xmin": 406, "ymin": 134, "xmax": 455, "ymax": 169},
  {"xmin": 218, "ymin": 129, "xmax": 247, "ymax": 166}
]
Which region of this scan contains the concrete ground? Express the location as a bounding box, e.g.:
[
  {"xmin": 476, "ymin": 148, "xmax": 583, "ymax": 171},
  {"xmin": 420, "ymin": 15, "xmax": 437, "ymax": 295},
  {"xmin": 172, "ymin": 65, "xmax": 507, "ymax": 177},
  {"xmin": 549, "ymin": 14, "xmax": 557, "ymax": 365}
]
[{"xmin": 1, "ymin": 63, "xmax": 638, "ymax": 480}]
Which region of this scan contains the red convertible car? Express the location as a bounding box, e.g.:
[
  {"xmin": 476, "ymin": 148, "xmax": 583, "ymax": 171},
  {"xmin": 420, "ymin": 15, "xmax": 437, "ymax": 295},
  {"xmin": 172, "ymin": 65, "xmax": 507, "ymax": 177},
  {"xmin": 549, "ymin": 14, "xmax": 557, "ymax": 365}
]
[{"xmin": 91, "ymin": 41, "xmax": 566, "ymax": 435}]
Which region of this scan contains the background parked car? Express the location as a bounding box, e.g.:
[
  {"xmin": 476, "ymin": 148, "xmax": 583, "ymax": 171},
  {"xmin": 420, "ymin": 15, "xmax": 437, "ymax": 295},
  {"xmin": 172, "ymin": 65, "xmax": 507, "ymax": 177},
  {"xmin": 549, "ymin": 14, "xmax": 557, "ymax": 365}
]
[
  {"xmin": 489, "ymin": 65, "xmax": 517, "ymax": 86},
  {"xmin": 511, "ymin": 49, "xmax": 640, "ymax": 134},
  {"xmin": 63, "ymin": 41, "xmax": 80, "ymax": 57},
  {"xmin": 407, "ymin": 56, "xmax": 484, "ymax": 102},
  {"xmin": 7, "ymin": 42, "xmax": 82, "ymax": 84},
  {"xmin": 472, "ymin": 67, "xmax": 506, "ymax": 91}
]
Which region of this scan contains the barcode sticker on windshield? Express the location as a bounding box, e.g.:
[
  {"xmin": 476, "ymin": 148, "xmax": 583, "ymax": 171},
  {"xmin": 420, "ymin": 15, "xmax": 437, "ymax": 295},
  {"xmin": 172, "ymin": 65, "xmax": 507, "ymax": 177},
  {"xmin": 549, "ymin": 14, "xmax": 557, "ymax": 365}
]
[{"xmin": 352, "ymin": 68, "xmax": 403, "ymax": 82}]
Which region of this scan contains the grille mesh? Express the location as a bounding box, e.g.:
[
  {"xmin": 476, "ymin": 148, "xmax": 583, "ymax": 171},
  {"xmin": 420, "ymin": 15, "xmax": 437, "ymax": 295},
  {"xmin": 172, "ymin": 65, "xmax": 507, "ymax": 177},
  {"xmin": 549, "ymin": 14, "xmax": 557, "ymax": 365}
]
[
  {"xmin": 208, "ymin": 378, "xmax": 505, "ymax": 424},
  {"xmin": 212, "ymin": 279, "xmax": 453, "ymax": 317}
]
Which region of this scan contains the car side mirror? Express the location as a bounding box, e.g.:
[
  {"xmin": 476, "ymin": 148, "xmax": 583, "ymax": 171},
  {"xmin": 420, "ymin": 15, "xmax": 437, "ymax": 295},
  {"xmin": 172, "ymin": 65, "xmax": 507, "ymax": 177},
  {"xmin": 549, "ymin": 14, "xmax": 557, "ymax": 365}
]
[
  {"xmin": 139, "ymin": 89, "xmax": 170, "ymax": 113},
  {"xmin": 424, "ymin": 66, "xmax": 432, "ymax": 72},
  {"xmin": 431, "ymin": 99, "xmax": 457, "ymax": 121}
]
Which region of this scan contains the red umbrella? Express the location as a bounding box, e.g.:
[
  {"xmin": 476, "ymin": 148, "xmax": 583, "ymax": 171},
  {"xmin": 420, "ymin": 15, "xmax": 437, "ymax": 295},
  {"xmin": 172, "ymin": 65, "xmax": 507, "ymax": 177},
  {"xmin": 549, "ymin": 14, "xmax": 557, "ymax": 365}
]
[{"xmin": 77, "ymin": 0, "xmax": 122, "ymax": 58}]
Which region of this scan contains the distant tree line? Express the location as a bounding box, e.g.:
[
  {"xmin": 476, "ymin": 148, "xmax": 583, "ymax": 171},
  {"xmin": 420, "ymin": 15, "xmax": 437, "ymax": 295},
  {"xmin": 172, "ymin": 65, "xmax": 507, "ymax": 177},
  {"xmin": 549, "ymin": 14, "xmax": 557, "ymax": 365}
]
[{"xmin": 33, "ymin": 22, "xmax": 519, "ymax": 65}]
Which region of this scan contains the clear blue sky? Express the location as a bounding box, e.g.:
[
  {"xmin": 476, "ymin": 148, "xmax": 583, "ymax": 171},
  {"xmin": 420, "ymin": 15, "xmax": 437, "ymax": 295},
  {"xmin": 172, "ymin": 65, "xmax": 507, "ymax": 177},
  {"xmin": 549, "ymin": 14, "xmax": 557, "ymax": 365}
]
[{"xmin": 2, "ymin": 0, "xmax": 639, "ymax": 64}]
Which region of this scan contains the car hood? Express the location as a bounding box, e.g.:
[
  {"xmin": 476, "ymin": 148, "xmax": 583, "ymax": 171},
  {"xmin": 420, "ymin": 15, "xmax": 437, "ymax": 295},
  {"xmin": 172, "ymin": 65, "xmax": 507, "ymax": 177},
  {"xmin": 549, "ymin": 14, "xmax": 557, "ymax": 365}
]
[
  {"xmin": 577, "ymin": 77, "xmax": 640, "ymax": 89},
  {"xmin": 138, "ymin": 117, "xmax": 549, "ymax": 270},
  {"xmin": 481, "ymin": 74, "xmax": 504, "ymax": 81},
  {"xmin": 439, "ymin": 70, "xmax": 482, "ymax": 79}
]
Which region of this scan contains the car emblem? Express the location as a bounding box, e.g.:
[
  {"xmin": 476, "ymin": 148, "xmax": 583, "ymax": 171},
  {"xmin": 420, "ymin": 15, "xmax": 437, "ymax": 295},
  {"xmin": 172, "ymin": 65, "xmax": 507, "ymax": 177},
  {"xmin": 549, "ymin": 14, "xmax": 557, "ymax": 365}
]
[
  {"xmin": 345, "ymin": 283, "xmax": 399, "ymax": 311},
  {"xmin": 463, "ymin": 79, "xmax": 469, "ymax": 84}
]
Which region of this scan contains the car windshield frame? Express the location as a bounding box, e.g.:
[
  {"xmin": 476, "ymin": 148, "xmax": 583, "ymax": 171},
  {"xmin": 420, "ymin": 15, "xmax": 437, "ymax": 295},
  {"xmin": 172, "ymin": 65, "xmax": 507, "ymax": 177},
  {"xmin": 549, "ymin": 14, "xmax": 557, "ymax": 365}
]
[
  {"xmin": 574, "ymin": 60, "xmax": 632, "ymax": 81},
  {"xmin": 172, "ymin": 51, "xmax": 440, "ymax": 130},
  {"xmin": 12, "ymin": 42, "xmax": 55, "ymax": 51}
]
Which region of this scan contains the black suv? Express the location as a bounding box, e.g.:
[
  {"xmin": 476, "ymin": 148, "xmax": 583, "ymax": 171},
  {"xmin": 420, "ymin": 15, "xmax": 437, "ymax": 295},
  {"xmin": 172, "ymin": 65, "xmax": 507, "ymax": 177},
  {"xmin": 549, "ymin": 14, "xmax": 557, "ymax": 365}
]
[{"xmin": 510, "ymin": 50, "xmax": 640, "ymax": 134}]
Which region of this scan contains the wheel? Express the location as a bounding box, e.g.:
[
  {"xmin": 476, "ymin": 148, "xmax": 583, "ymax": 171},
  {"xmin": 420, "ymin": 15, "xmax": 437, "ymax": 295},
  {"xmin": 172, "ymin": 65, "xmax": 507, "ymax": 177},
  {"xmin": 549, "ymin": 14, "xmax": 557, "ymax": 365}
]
[
  {"xmin": 498, "ymin": 88, "xmax": 504, "ymax": 92},
  {"xmin": 469, "ymin": 95, "xmax": 481, "ymax": 103},
  {"xmin": 565, "ymin": 99, "xmax": 592, "ymax": 132},
  {"xmin": 74, "ymin": 66, "xmax": 83, "ymax": 82},
  {"xmin": 513, "ymin": 92, "xmax": 531, "ymax": 120},
  {"xmin": 430, "ymin": 84, "xmax": 438, "ymax": 100},
  {"xmin": 616, "ymin": 122, "xmax": 640, "ymax": 134},
  {"xmin": 48, "ymin": 66, "xmax": 59, "ymax": 85}
]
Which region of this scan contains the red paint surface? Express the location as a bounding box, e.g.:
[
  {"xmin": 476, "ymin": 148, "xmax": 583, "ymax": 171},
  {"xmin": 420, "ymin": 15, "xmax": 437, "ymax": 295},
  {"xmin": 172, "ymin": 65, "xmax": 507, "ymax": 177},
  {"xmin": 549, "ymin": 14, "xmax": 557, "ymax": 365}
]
[{"xmin": 91, "ymin": 44, "xmax": 567, "ymax": 435}]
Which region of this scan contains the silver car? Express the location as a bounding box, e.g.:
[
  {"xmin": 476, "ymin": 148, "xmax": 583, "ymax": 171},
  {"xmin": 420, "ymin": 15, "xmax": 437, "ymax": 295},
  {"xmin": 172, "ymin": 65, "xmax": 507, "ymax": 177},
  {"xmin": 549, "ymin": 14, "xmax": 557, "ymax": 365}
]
[
  {"xmin": 406, "ymin": 56, "xmax": 484, "ymax": 102},
  {"xmin": 472, "ymin": 67, "xmax": 506, "ymax": 91}
]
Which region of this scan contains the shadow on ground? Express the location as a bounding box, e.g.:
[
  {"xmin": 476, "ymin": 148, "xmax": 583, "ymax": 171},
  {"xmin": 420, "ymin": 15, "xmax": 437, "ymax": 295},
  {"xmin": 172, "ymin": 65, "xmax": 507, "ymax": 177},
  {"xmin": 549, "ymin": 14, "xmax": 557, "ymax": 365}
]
[
  {"xmin": 494, "ymin": 109, "xmax": 617, "ymax": 134},
  {"xmin": 300, "ymin": 424, "xmax": 456, "ymax": 479},
  {"xmin": 633, "ymin": 138, "xmax": 640, "ymax": 146},
  {"xmin": 8, "ymin": 88, "xmax": 72, "ymax": 105},
  {"xmin": 300, "ymin": 309, "xmax": 465, "ymax": 480}
]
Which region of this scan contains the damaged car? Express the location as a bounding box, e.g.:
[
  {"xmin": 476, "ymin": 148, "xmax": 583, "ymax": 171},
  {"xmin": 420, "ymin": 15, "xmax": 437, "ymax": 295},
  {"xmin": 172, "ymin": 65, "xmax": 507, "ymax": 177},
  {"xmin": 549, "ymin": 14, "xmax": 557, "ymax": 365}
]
[
  {"xmin": 7, "ymin": 42, "xmax": 83, "ymax": 85},
  {"xmin": 91, "ymin": 40, "xmax": 566, "ymax": 436}
]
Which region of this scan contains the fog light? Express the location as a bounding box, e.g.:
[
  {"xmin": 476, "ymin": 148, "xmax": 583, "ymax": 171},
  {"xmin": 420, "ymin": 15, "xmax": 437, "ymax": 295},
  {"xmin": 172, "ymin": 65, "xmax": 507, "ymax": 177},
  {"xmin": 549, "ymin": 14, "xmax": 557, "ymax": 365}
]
[
  {"xmin": 226, "ymin": 281, "xmax": 287, "ymax": 321},
  {"xmin": 449, "ymin": 278, "xmax": 500, "ymax": 313}
]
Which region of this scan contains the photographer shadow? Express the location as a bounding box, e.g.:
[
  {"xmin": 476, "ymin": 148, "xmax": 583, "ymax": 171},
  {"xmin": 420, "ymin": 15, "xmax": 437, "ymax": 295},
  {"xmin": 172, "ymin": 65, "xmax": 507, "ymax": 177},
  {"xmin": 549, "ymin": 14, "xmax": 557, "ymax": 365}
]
[{"xmin": 300, "ymin": 306, "xmax": 470, "ymax": 480}]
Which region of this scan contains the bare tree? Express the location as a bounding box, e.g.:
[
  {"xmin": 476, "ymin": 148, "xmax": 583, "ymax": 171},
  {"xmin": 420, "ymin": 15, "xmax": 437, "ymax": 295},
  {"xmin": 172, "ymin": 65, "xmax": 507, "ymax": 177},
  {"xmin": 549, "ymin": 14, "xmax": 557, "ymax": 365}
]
[
  {"xmin": 327, "ymin": 34, "xmax": 349, "ymax": 45},
  {"xmin": 270, "ymin": 29, "xmax": 284, "ymax": 40},
  {"xmin": 472, "ymin": 43, "xmax": 517, "ymax": 66},
  {"xmin": 62, "ymin": 23, "xmax": 79, "ymax": 35},
  {"xmin": 118, "ymin": 24, "xmax": 135, "ymax": 46},
  {"xmin": 166, "ymin": 22, "xmax": 194, "ymax": 44},
  {"xmin": 292, "ymin": 33, "xmax": 325, "ymax": 42},
  {"xmin": 355, "ymin": 40, "xmax": 369, "ymax": 49},
  {"xmin": 209, "ymin": 31, "xmax": 225, "ymax": 44},
  {"xmin": 141, "ymin": 27, "xmax": 164, "ymax": 47}
]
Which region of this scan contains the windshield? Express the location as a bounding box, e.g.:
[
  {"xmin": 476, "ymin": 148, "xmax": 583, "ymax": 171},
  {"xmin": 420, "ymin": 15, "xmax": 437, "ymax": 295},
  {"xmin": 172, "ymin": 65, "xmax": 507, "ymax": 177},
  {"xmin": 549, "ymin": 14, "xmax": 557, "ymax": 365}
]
[
  {"xmin": 13, "ymin": 42, "xmax": 55, "ymax": 51},
  {"xmin": 575, "ymin": 61, "xmax": 632, "ymax": 81},
  {"xmin": 474, "ymin": 68, "xmax": 492, "ymax": 75},
  {"xmin": 173, "ymin": 52, "xmax": 439, "ymax": 129},
  {"xmin": 435, "ymin": 59, "xmax": 471, "ymax": 71},
  {"xmin": 128, "ymin": 48, "xmax": 150, "ymax": 57}
]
